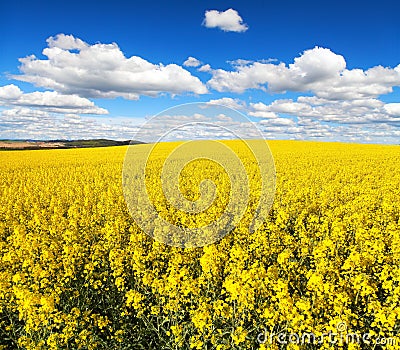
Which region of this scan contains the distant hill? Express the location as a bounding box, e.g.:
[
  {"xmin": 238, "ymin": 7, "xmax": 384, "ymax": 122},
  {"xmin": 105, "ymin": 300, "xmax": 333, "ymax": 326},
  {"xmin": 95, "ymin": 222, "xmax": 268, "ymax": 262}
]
[{"xmin": 0, "ymin": 139, "xmax": 144, "ymax": 150}]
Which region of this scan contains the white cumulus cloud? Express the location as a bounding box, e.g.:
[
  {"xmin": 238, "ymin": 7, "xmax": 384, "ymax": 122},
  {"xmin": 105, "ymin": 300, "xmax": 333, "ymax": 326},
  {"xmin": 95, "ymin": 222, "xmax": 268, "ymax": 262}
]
[
  {"xmin": 0, "ymin": 84, "xmax": 108, "ymax": 114},
  {"xmin": 205, "ymin": 97, "xmax": 247, "ymax": 110},
  {"xmin": 198, "ymin": 64, "xmax": 212, "ymax": 72},
  {"xmin": 384, "ymin": 103, "xmax": 400, "ymax": 116},
  {"xmin": 207, "ymin": 46, "xmax": 400, "ymax": 100},
  {"xmin": 12, "ymin": 34, "xmax": 208, "ymax": 100},
  {"xmin": 203, "ymin": 9, "xmax": 248, "ymax": 33},
  {"xmin": 183, "ymin": 57, "xmax": 202, "ymax": 67},
  {"xmin": 46, "ymin": 33, "xmax": 88, "ymax": 50},
  {"xmin": 249, "ymin": 96, "xmax": 400, "ymax": 124}
]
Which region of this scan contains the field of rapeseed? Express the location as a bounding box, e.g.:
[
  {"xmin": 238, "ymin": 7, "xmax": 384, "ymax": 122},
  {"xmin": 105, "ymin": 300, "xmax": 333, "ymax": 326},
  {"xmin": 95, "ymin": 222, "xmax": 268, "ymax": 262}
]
[{"xmin": 0, "ymin": 141, "xmax": 399, "ymax": 349}]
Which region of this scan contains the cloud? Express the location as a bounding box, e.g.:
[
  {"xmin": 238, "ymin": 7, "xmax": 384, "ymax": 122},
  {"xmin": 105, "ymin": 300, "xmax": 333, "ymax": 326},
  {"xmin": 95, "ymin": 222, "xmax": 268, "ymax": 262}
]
[
  {"xmin": 198, "ymin": 64, "xmax": 212, "ymax": 72},
  {"xmin": 201, "ymin": 95, "xmax": 400, "ymax": 143},
  {"xmin": 12, "ymin": 34, "xmax": 208, "ymax": 100},
  {"xmin": 205, "ymin": 97, "xmax": 247, "ymax": 110},
  {"xmin": 248, "ymin": 102, "xmax": 278, "ymax": 119},
  {"xmin": 256, "ymin": 115, "xmax": 400, "ymax": 143},
  {"xmin": 227, "ymin": 59, "xmax": 254, "ymax": 66},
  {"xmin": 0, "ymin": 84, "xmax": 108, "ymax": 114},
  {"xmin": 203, "ymin": 9, "xmax": 248, "ymax": 33},
  {"xmin": 259, "ymin": 117, "xmax": 295, "ymax": 126},
  {"xmin": 259, "ymin": 100, "xmax": 313, "ymax": 115},
  {"xmin": 183, "ymin": 57, "xmax": 202, "ymax": 67},
  {"xmin": 0, "ymin": 107, "xmax": 140, "ymax": 140},
  {"xmin": 227, "ymin": 58, "xmax": 278, "ymax": 66},
  {"xmin": 384, "ymin": 103, "xmax": 400, "ymax": 116},
  {"xmin": 249, "ymin": 96, "xmax": 400, "ymax": 124},
  {"xmin": 290, "ymin": 46, "xmax": 346, "ymax": 82},
  {"xmin": 46, "ymin": 34, "xmax": 88, "ymax": 50},
  {"xmin": 207, "ymin": 46, "xmax": 400, "ymax": 99},
  {"xmin": 0, "ymin": 84, "xmax": 22, "ymax": 99}
]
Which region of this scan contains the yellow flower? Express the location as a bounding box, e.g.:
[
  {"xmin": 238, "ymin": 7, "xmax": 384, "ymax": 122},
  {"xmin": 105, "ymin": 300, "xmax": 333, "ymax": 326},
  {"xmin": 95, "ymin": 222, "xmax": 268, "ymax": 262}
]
[
  {"xmin": 125, "ymin": 290, "xmax": 143, "ymax": 309},
  {"xmin": 231, "ymin": 326, "xmax": 248, "ymax": 345}
]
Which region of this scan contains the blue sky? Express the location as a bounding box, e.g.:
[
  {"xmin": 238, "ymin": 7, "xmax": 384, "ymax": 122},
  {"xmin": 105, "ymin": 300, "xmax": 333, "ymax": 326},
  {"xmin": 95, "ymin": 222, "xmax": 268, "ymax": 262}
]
[{"xmin": 1, "ymin": 0, "xmax": 400, "ymax": 142}]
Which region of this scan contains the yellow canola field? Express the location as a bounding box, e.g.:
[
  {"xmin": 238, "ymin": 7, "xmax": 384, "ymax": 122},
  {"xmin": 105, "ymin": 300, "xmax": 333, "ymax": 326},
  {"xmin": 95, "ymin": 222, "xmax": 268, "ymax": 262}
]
[{"xmin": 0, "ymin": 141, "xmax": 399, "ymax": 349}]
